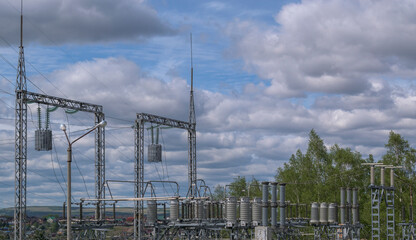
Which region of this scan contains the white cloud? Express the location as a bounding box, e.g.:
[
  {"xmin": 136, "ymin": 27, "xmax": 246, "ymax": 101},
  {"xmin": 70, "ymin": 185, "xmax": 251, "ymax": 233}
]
[
  {"xmin": 0, "ymin": 0, "xmax": 174, "ymax": 45},
  {"xmin": 226, "ymin": 0, "xmax": 416, "ymax": 96}
]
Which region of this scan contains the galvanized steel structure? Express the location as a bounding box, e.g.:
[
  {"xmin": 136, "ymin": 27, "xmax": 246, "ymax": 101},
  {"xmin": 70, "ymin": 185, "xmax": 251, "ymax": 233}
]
[{"xmin": 14, "ymin": 4, "xmax": 105, "ymax": 238}]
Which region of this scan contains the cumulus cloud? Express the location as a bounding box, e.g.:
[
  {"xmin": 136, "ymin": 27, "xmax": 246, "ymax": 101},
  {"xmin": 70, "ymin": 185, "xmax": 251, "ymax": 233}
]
[
  {"xmin": 1, "ymin": 0, "xmax": 174, "ymax": 45},
  {"xmin": 226, "ymin": 0, "xmax": 416, "ymax": 96}
]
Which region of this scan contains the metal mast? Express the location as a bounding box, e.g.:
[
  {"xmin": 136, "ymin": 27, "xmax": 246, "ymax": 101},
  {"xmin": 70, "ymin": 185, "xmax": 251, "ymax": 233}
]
[
  {"xmin": 188, "ymin": 33, "xmax": 197, "ymax": 197},
  {"xmin": 15, "ymin": 0, "xmax": 27, "ymax": 238}
]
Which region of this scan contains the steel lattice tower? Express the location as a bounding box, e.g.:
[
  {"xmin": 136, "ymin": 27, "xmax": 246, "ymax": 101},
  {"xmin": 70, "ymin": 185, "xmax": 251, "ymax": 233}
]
[
  {"xmin": 188, "ymin": 34, "xmax": 197, "ymax": 197},
  {"xmin": 14, "ymin": 1, "xmax": 27, "ymax": 238}
]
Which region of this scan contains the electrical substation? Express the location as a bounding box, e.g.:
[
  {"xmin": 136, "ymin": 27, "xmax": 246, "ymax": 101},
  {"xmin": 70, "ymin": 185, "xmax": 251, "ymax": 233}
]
[{"xmin": 9, "ymin": 3, "xmax": 416, "ymax": 240}]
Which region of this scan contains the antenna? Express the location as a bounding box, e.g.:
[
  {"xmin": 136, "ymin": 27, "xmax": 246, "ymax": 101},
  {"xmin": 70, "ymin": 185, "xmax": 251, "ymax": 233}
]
[
  {"xmin": 20, "ymin": 0, "xmax": 23, "ymax": 49},
  {"xmin": 190, "ymin": 33, "xmax": 193, "ymax": 92}
]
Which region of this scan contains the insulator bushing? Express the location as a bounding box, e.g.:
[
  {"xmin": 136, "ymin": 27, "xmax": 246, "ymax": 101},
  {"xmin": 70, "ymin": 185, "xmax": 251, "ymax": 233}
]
[
  {"xmin": 240, "ymin": 197, "xmax": 251, "ymax": 226},
  {"xmin": 319, "ymin": 202, "xmax": 328, "ymax": 224},
  {"xmin": 147, "ymin": 200, "xmax": 157, "ymax": 224},
  {"xmin": 170, "ymin": 199, "xmax": 179, "ymax": 222},
  {"xmin": 252, "ymin": 197, "xmax": 262, "ymax": 226},
  {"xmin": 226, "ymin": 197, "xmax": 237, "ymax": 226},
  {"xmin": 310, "ymin": 202, "xmax": 319, "ymax": 225},
  {"xmin": 328, "ymin": 203, "xmax": 337, "ymax": 224}
]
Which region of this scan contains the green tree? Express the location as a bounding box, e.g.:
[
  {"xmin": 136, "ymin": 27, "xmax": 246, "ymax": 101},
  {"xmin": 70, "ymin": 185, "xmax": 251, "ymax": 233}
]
[
  {"xmin": 50, "ymin": 221, "xmax": 59, "ymax": 233},
  {"xmin": 382, "ymin": 131, "xmax": 416, "ymax": 232},
  {"xmin": 212, "ymin": 184, "xmax": 225, "ymax": 201},
  {"xmin": 228, "ymin": 176, "xmax": 247, "ymax": 198},
  {"xmin": 247, "ymin": 177, "xmax": 262, "ymax": 198}
]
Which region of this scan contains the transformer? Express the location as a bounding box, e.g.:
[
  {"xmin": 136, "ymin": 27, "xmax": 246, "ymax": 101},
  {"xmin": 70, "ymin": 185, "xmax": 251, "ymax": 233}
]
[
  {"xmin": 148, "ymin": 144, "xmax": 162, "ymax": 162},
  {"xmin": 35, "ymin": 129, "xmax": 52, "ymax": 151}
]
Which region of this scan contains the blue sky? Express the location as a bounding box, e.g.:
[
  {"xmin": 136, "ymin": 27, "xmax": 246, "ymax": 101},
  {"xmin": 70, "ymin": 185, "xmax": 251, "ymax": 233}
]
[{"xmin": 1, "ymin": 0, "xmax": 416, "ymax": 207}]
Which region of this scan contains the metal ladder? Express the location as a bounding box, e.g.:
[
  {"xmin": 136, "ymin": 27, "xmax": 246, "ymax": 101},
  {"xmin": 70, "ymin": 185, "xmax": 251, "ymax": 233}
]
[
  {"xmin": 386, "ymin": 189, "xmax": 395, "ymax": 240},
  {"xmin": 371, "ymin": 187, "xmax": 380, "ymax": 240}
]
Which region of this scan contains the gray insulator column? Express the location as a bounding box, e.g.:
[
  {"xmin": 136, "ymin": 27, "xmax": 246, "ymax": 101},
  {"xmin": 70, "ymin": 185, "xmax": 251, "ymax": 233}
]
[
  {"xmin": 310, "ymin": 202, "xmax": 319, "ymax": 225},
  {"xmin": 328, "ymin": 203, "xmax": 337, "ymax": 224},
  {"xmin": 223, "ymin": 201, "xmax": 227, "ymax": 219},
  {"xmin": 380, "ymin": 167, "xmax": 385, "ymax": 186},
  {"xmin": 352, "ymin": 188, "xmax": 359, "ymax": 224},
  {"xmin": 240, "ymin": 197, "xmax": 251, "ymax": 226},
  {"xmin": 390, "ymin": 169, "xmax": 394, "ymax": 187},
  {"xmin": 262, "ymin": 181, "xmax": 269, "ymax": 226},
  {"xmin": 370, "ymin": 165, "xmax": 375, "ymax": 186},
  {"xmin": 280, "ymin": 183, "xmax": 286, "ymax": 228},
  {"xmin": 346, "ymin": 188, "xmax": 352, "ymax": 223},
  {"xmin": 319, "ymin": 202, "xmax": 328, "ymax": 224},
  {"xmin": 226, "ymin": 197, "xmax": 237, "ymax": 227},
  {"xmin": 170, "ymin": 199, "xmax": 179, "ymax": 222},
  {"xmin": 340, "ymin": 187, "xmax": 345, "ymax": 224},
  {"xmin": 147, "ymin": 200, "xmax": 157, "ymax": 224},
  {"xmin": 271, "ymin": 182, "xmax": 278, "ymax": 227},
  {"xmin": 252, "ymin": 197, "xmax": 262, "ymax": 226}
]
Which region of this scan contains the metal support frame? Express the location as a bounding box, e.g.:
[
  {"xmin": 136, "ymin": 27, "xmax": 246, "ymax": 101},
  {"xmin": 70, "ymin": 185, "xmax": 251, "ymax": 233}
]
[
  {"xmin": 14, "ymin": 19, "xmax": 27, "ymax": 239},
  {"xmin": 400, "ymin": 223, "xmax": 416, "ymax": 239},
  {"xmin": 15, "ymin": 90, "xmax": 104, "ymax": 240},
  {"xmin": 134, "ymin": 113, "xmax": 197, "ymax": 239},
  {"xmin": 386, "ymin": 188, "xmax": 395, "ymax": 239},
  {"xmin": 371, "ymin": 186, "xmax": 381, "ymax": 240}
]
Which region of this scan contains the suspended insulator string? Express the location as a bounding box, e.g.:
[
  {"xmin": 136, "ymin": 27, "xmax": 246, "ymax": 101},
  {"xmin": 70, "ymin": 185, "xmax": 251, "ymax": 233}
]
[
  {"xmin": 45, "ymin": 107, "xmax": 50, "ymax": 129},
  {"xmin": 37, "ymin": 105, "xmax": 41, "ymax": 129}
]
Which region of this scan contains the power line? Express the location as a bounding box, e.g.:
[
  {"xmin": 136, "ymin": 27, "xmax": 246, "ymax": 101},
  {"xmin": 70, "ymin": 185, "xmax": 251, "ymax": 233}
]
[{"xmin": 72, "ymin": 154, "xmax": 91, "ymax": 199}]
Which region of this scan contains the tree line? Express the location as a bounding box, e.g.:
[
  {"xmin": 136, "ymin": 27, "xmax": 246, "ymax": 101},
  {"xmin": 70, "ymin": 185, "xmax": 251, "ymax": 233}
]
[{"xmin": 212, "ymin": 129, "xmax": 416, "ymax": 238}]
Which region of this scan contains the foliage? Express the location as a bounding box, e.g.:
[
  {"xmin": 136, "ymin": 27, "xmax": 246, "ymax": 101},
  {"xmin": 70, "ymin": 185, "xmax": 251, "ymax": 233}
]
[
  {"xmin": 221, "ymin": 130, "xmax": 416, "ymax": 239},
  {"xmin": 212, "ymin": 184, "xmax": 225, "ymax": 201}
]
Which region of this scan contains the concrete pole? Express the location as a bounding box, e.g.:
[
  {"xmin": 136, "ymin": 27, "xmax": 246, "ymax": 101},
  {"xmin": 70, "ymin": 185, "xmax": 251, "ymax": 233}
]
[
  {"xmin": 262, "ymin": 182, "xmax": 269, "ymax": 226},
  {"xmin": 67, "ymin": 146, "xmax": 72, "ymax": 240}
]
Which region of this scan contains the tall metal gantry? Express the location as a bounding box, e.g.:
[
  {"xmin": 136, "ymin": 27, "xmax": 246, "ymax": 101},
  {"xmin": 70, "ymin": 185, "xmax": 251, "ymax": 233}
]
[
  {"xmin": 134, "ymin": 113, "xmax": 195, "ymax": 239},
  {"xmin": 15, "ymin": 91, "xmax": 105, "ymax": 239},
  {"xmin": 14, "ymin": 4, "xmax": 105, "ymax": 238}
]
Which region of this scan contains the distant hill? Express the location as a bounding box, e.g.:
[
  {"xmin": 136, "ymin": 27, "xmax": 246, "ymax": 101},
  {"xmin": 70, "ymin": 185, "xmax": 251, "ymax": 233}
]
[{"xmin": 0, "ymin": 206, "xmax": 135, "ymax": 218}]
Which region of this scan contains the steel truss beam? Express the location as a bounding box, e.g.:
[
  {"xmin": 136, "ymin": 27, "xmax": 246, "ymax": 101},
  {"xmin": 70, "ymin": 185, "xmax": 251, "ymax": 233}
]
[{"xmin": 25, "ymin": 91, "xmax": 103, "ymax": 113}]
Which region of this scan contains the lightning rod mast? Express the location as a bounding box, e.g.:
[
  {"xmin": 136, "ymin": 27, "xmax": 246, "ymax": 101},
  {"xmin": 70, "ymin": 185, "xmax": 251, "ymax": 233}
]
[
  {"xmin": 15, "ymin": 0, "xmax": 28, "ymax": 239},
  {"xmin": 188, "ymin": 33, "xmax": 197, "ymax": 197}
]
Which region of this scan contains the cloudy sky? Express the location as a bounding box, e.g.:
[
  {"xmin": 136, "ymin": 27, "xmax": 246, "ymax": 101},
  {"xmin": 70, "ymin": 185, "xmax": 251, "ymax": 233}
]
[{"xmin": 1, "ymin": 0, "xmax": 416, "ymax": 207}]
